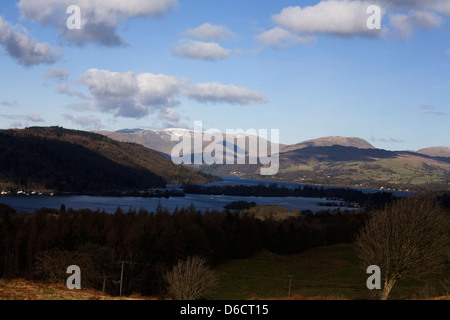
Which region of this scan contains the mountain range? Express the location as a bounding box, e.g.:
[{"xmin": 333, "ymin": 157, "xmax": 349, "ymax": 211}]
[{"xmin": 97, "ymin": 129, "xmax": 450, "ymax": 191}]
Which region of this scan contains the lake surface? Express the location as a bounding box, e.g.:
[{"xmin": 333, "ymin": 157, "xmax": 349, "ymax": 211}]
[{"xmin": 0, "ymin": 176, "xmax": 406, "ymax": 214}]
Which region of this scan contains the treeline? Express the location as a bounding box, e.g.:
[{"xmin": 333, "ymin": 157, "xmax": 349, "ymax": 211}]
[
  {"xmin": 0, "ymin": 203, "xmax": 367, "ymax": 297},
  {"xmin": 183, "ymin": 183, "xmax": 397, "ymax": 210}
]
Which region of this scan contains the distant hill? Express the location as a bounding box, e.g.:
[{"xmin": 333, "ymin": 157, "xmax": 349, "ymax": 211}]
[
  {"xmin": 0, "ymin": 127, "xmax": 213, "ymax": 193},
  {"xmin": 281, "ymin": 136, "xmax": 375, "ymax": 153},
  {"xmin": 97, "ymin": 128, "xmax": 285, "ymax": 159},
  {"xmin": 115, "ymin": 128, "xmax": 145, "ymax": 134},
  {"xmin": 97, "ymin": 129, "xmax": 450, "ymax": 191},
  {"xmin": 275, "ymin": 146, "xmax": 450, "ymax": 190},
  {"xmin": 97, "ymin": 129, "xmax": 176, "ymax": 156},
  {"xmin": 417, "ymin": 147, "xmax": 450, "ymax": 158}
]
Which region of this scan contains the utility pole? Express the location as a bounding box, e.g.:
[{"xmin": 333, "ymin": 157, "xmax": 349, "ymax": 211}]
[
  {"xmin": 119, "ymin": 261, "xmax": 125, "ymax": 297},
  {"xmin": 288, "ymin": 275, "xmax": 293, "ymax": 297},
  {"xmin": 102, "ymin": 276, "xmax": 106, "ymax": 294}
]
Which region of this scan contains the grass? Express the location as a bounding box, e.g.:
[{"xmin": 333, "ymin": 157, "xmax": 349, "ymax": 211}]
[
  {"xmin": 279, "ymin": 152, "xmax": 450, "ymax": 188},
  {"xmin": 0, "ymin": 278, "xmax": 152, "ymax": 300},
  {"xmin": 1, "ymin": 243, "xmax": 449, "ymax": 300},
  {"xmin": 212, "ymin": 243, "xmax": 450, "ymax": 300}
]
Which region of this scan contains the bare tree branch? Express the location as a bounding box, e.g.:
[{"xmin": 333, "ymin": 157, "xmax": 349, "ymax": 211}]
[
  {"xmin": 355, "ymin": 194, "xmax": 450, "ymax": 300},
  {"xmin": 163, "ymin": 256, "xmax": 218, "ymax": 300}
]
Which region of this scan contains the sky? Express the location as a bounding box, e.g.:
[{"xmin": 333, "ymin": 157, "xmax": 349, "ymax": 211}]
[{"xmin": 0, "ymin": 0, "xmax": 449, "ymax": 151}]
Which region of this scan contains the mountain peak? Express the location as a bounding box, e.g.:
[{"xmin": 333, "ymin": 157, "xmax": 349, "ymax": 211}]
[{"xmin": 282, "ymin": 136, "xmax": 375, "ymax": 153}]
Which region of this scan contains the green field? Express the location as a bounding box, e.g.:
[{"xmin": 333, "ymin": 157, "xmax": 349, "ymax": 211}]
[{"xmin": 212, "ymin": 244, "xmax": 450, "ymax": 300}]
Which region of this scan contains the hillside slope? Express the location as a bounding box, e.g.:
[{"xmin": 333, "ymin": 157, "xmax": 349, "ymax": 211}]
[
  {"xmin": 276, "ymin": 146, "xmax": 450, "ymax": 190},
  {"xmin": 96, "ymin": 129, "xmax": 450, "ymax": 191},
  {"xmin": 281, "ymin": 136, "xmax": 376, "ymax": 153},
  {"xmin": 417, "ymin": 147, "xmax": 450, "ymax": 158},
  {"xmin": 0, "ymin": 127, "xmax": 212, "ymax": 193}
]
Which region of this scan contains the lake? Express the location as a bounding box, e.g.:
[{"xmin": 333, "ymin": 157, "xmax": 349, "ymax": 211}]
[{"xmin": 0, "ymin": 176, "xmax": 404, "ymax": 214}]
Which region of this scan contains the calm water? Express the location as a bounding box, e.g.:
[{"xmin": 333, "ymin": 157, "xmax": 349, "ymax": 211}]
[{"xmin": 0, "ymin": 176, "xmax": 405, "ymax": 214}]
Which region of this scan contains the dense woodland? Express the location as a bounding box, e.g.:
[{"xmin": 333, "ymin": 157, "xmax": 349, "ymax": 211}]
[
  {"xmin": 1, "ymin": 191, "xmax": 450, "ymax": 297},
  {"xmin": 0, "ymin": 202, "xmax": 367, "ymax": 297}
]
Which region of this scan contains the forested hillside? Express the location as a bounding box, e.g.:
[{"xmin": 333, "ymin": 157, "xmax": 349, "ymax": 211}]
[{"xmin": 0, "ymin": 127, "xmax": 214, "ymax": 193}]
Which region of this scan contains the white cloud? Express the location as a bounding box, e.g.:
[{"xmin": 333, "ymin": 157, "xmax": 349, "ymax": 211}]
[
  {"xmin": 0, "ymin": 16, "xmax": 62, "ymax": 66},
  {"xmin": 375, "ymin": 0, "xmax": 450, "ymax": 13},
  {"xmin": 57, "ymin": 84, "xmax": 91, "ymax": 100},
  {"xmin": 136, "ymin": 73, "xmax": 187, "ymax": 108},
  {"xmin": 80, "ymin": 69, "xmax": 268, "ymax": 120},
  {"xmin": 171, "ymin": 39, "xmax": 231, "ymax": 60},
  {"xmin": 156, "ymin": 107, "xmax": 183, "ymax": 128},
  {"xmin": 255, "ymin": 27, "xmax": 315, "ymax": 49},
  {"xmin": 434, "ymin": 0, "xmax": 450, "ymax": 15},
  {"xmin": 26, "ymin": 113, "xmax": 45, "ymax": 122},
  {"xmin": 413, "ymin": 10, "xmax": 444, "ymax": 28},
  {"xmin": 183, "ymin": 82, "xmax": 269, "ymax": 105},
  {"xmin": 182, "ymin": 23, "xmax": 235, "ymax": 41},
  {"xmin": 258, "ymin": 0, "xmax": 449, "ymax": 47},
  {"xmin": 18, "ymin": 0, "xmax": 178, "ymax": 46},
  {"xmin": 63, "ymin": 113, "xmax": 103, "ymax": 130},
  {"xmin": 45, "ymin": 67, "xmax": 70, "ymax": 81},
  {"xmin": 390, "ymin": 11, "xmax": 443, "ymax": 37},
  {"xmin": 81, "ymin": 69, "xmax": 145, "ymax": 118},
  {"xmin": 272, "ymin": 1, "xmax": 383, "ymax": 37}
]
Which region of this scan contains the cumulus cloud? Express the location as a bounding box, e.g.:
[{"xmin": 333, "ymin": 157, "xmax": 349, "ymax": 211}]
[
  {"xmin": 45, "ymin": 67, "xmax": 70, "ymax": 81},
  {"xmin": 81, "ymin": 69, "xmax": 145, "ymax": 117},
  {"xmin": 257, "ymin": 0, "xmax": 450, "ymax": 48},
  {"xmin": 390, "ymin": 11, "xmax": 443, "ymax": 37},
  {"xmin": 79, "ymin": 69, "xmax": 268, "ymax": 120},
  {"xmin": 0, "ymin": 16, "xmax": 62, "ymax": 66},
  {"xmin": 171, "ymin": 39, "xmax": 231, "ymax": 60},
  {"xmin": 255, "ymin": 27, "xmax": 315, "ymax": 49},
  {"xmin": 272, "ymin": 1, "xmax": 383, "ymax": 37},
  {"xmin": 18, "ymin": 0, "xmax": 178, "ymax": 46},
  {"xmin": 182, "ymin": 23, "xmax": 235, "ymax": 41},
  {"xmin": 63, "ymin": 113, "xmax": 103, "ymax": 130},
  {"xmin": 434, "ymin": 0, "xmax": 450, "ymax": 15}
]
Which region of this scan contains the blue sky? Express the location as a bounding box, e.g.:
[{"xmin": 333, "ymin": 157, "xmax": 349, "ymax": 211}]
[{"xmin": 0, "ymin": 0, "xmax": 449, "ymax": 151}]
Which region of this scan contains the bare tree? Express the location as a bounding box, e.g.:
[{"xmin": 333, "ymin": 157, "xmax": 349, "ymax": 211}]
[
  {"xmin": 354, "ymin": 194, "xmax": 450, "ymax": 300},
  {"xmin": 163, "ymin": 256, "xmax": 218, "ymax": 300},
  {"xmin": 33, "ymin": 249, "xmax": 101, "ymax": 288}
]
